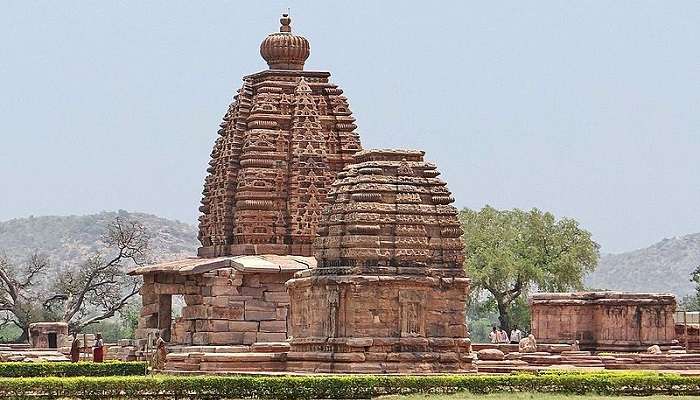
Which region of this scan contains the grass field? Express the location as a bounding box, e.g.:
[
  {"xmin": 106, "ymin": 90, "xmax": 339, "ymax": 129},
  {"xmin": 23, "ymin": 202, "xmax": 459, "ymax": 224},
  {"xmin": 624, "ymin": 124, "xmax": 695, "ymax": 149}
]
[{"xmin": 380, "ymin": 394, "xmax": 700, "ymax": 400}]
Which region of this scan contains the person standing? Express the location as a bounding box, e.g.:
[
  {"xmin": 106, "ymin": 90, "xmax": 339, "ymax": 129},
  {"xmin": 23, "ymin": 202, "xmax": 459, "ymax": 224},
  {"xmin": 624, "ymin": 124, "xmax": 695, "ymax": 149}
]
[
  {"xmin": 69, "ymin": 335, "xmax": 81, "ymax": 363},
  {"xmin": 488, "ymin": 326, "xmax": 498, "ymax": 344},
  {"xmin": 92, "ymin": 333, "xmax": 104, "ymax": 363},
  {"xmin": 151, "ymin": 331, "xmax": 168, "ymax": 370},
  {"xmin": 498, "ymin": 327, "xmax": 510, "ymax": 343},
  {"xmin": 510, "ymin": 325, "xmax": 523, "ymax": 344}
]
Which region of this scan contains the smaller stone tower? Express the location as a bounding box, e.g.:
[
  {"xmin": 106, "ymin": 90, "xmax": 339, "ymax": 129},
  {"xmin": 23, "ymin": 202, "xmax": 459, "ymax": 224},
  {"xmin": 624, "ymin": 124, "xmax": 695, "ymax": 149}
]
[{"xmin": 286, "ymin": 149, "xmax": 474, "ymax": 373}]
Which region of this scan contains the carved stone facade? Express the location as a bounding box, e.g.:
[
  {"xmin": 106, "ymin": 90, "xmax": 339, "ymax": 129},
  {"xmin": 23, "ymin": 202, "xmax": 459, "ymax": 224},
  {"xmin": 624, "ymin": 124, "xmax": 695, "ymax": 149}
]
[
  {"xmin": 286, "ymin": 149, "xmax": 474, "ymax": 373},
  {"xmin": 530, "ymin": 292, "xmax": 677, "ymax": 351},
  {"xmin": 197, "ymin": 14, "xmax": 362, "ymax": 258}
]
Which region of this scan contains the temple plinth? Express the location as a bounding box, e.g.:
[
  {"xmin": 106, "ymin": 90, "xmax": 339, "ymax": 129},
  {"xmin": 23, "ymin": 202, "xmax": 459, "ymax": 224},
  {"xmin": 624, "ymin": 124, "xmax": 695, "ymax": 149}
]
[
  {"xmin": 530, "ymin": 292, "xmax": 677, "ymax": 352},
  {"xmin": 286, "ymin": 149, "xmax": 474, "ymax": 373}
]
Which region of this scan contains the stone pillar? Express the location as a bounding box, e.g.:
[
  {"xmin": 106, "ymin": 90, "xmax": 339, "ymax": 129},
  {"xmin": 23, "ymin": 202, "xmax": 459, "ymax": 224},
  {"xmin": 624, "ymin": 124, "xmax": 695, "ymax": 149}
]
[{"xmin": 158, "ymin": 294, "xmax": 173, "ymax": 341}]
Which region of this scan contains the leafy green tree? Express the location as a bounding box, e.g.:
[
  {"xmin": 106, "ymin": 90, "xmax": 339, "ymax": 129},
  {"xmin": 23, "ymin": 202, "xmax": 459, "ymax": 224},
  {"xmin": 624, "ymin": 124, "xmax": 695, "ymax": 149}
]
[
  {"xmin": 460, "ymin": 206, "xmax": 600, "ymax": 333},
  {"xmin": 684, "ymin": 265, "xmax": 700, "ymax": 311}
]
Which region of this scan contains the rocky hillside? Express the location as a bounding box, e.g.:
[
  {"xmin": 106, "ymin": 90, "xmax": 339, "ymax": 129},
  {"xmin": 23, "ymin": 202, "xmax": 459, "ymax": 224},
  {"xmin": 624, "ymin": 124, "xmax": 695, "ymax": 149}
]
[
  {"xmin": 2, "ymin": 211, "xmax": 697, "ymax": 298},
  {"xmin": 0, "ymin": 211, "xmax": 199, "ymax": 270},
  {"xmin": 586, "ymin": 233, "xmax": 700, "ymax": 297}
]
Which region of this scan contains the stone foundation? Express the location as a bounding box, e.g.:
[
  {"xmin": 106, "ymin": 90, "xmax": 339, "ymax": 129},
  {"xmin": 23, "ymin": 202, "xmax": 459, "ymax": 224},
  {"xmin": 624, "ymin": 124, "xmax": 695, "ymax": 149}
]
[{"xmin": 530, "ymin": 292, "xmax": 677, "ymax": 351}]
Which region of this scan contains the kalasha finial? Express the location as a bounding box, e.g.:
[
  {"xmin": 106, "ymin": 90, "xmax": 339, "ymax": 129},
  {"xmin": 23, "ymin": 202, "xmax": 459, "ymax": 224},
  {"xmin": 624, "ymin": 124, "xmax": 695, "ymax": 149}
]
[
  {"xmin": 280, "ymin": 13, "xmax": 291, "ymax": 33},
  {"xmin": 260, "ymin": 13, "xmax": 310, "ymax": 70}
]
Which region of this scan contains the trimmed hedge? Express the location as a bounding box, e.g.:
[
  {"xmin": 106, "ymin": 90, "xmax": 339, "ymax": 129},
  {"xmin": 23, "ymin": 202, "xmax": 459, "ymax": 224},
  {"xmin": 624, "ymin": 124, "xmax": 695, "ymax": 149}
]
[
  {"xmin": 0, "ymin": 372, "xmax": 697, "ymax": 399},
  {"xmin": 0, "ymin": 361, "xmax": 146, "ymax": 377}
]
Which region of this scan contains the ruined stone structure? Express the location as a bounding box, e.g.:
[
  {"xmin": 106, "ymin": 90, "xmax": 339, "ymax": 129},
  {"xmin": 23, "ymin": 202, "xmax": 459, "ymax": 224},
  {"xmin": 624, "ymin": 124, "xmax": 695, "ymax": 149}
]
[
  {"xmin": 28, "ymin": 322, "xmax": 68, "ymax": 349},
  {"xmin": 286, "ymin": 149, "xmax": 474, "ymax": 373},
  {"xmin": 530, "ymin": 292, "xmax": 677, "ymax": 352},
  {"xmin": 197, "ymin": 13, "xmax": 362, "ymax": 258},
  {"xmin": 130, "ymin": 255, "xmax": 311, "ymax": 346}
]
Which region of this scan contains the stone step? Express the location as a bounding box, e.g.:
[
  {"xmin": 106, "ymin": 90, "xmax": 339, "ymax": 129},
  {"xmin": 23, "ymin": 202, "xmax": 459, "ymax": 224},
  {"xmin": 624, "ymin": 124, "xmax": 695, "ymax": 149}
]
[
  {"xmin": 606, "ymin": 363, "xmax": 700, "ymax": 370},
  {"xmin": 199, "ymin": 361, "xmax": 286, "ymax": 372},
  {"xmin": 201, "ymin": 352, "xmax": 286, "ymax": 362},
  {"xmin": 250, "ymin": 342, "xmax": 290, "ymax": 353},
  {"xmin": 169, "ymin": 345, "xmax": 251, "ymax": 353}
]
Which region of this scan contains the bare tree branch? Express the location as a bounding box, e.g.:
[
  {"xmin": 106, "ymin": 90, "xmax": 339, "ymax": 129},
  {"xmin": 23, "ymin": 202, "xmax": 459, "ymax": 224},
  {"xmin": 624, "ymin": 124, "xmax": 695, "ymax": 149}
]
[{"xmin": 47, "ymin": 217, "xmax": 149, "ymax": 332}]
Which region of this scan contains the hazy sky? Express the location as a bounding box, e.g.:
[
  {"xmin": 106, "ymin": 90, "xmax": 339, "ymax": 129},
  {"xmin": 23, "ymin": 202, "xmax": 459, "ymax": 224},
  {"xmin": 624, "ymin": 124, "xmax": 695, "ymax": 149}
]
[{"xmin": 1, "ymin": 1, "xmax": 698, "ymax": 254}]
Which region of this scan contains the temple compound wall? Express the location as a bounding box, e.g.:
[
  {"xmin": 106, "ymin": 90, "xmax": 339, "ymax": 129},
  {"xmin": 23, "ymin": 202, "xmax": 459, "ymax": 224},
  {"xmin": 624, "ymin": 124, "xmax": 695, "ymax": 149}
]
[
  {"xmin": 130, "ymin": 256, "xmax": 310, "ymax": 347},
  {"xmin": 530, "ymin": 292, "xmax": 677, "ymax": 351},
  {"xmin": 286, "ymin": 149, "xmax": 474, "ymax": 373}
]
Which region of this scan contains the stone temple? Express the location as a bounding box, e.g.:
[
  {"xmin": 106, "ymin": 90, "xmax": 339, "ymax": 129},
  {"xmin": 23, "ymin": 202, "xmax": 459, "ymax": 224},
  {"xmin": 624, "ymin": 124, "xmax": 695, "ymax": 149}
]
[
  {"xmin": 530, "ymin": 292, "xmax": 677, "ymax": 352},
  {"xmin": 131, "ymin": 14, "xmax": 362, "ymax": 347},
  {"xmin": 286, "ymin": 149, "xmax": 473, "ymax": 373},
  {"xmin": 127, "ymin": 14, "xmax": 685, "ymax": 374},
  {"xmin": 130, "ymin": 15, "xmax": 473, "ymax": 373}
]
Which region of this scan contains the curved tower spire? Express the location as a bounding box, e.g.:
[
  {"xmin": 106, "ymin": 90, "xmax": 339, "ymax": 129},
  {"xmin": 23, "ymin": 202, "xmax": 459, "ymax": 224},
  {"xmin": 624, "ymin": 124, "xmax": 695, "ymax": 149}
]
[{"xmin": 198, "ymin": 15, "xmax": 362, "ymax": 257}]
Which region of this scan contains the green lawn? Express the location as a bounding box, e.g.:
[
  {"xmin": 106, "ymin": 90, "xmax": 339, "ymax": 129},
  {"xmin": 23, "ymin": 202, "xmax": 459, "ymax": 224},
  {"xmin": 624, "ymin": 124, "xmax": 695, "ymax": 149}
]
[{"xmin": 380, "ymin": 394, "xmax": 699, "ymax": 400}]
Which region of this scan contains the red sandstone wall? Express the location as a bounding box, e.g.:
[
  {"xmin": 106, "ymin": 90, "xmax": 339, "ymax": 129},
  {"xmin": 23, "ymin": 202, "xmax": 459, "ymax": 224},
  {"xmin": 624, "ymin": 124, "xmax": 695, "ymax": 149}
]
[
  {"xmin": 288, "ymin": 278, "xmax": 467, "ymax": 340},
  {"xmin": 530, "ymin": 299, "xmax": 676, "ymax": 351},
  {"xmin": 137, "ymin": 269, "xmax": 293, "ymax": 346},
  {"xmin": 531, "ymin": 304, "xmax": 594, "ymax": 345}
]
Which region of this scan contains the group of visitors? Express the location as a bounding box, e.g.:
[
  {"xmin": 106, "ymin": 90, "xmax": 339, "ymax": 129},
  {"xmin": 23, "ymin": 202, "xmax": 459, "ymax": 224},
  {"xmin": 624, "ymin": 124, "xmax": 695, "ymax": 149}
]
[
  {"xmin": 68, "ymin": 333, "xmax": 104, "ymax": 363},
  {"xmin": 489, "ymin": 325, "xmax": 524, "ymax": 344},
  {"xmin": 69, "ymin": 331, "xmax": 167, "ymax": 368}
]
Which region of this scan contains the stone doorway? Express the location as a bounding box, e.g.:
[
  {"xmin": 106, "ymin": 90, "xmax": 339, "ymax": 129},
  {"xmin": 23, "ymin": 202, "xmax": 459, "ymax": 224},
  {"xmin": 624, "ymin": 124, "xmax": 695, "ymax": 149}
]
[
  {"xmin": 157, "ymin": 294, "xmax": 172, "ymax": 341},
  {"xmin": 47, "ymin": 332, "xmax": 57, "ymax": 348}
]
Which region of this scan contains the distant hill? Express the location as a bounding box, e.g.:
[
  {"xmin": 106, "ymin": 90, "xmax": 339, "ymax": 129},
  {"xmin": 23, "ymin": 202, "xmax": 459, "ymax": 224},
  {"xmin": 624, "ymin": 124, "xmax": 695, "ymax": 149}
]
[
  {"xmin": 0, "ymin": 211, "xmax": 199, "ymax": 270},
  {"xmin": 2, "ymin": 211, "xmax": 698, "ymax": 298},
  {"xmin": 586, "ymin": 233, "xmax": 700, "ymax": 297}
]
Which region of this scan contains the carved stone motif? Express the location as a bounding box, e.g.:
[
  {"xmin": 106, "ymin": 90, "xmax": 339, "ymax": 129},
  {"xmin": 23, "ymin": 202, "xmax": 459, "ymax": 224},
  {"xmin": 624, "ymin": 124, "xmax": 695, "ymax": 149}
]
[
  {"xmin": 529, "ymin": 292, "xmax": 677, "ymax": 352},
  {"xmin": 198, "ymin": 15, "xmax": 362, "ymax": 258},
  {"xmin": 287, "ymin": 149, "xmax": 475, "ymax": 373}
]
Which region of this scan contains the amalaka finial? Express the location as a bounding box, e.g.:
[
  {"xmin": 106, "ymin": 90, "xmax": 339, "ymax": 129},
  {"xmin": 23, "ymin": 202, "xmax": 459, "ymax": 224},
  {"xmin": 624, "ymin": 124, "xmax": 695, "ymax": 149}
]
[
  {"xmin": 280, "ymin": 13, "xmax": 292, "ymax": 33},
  {"xmin": 260, "ymin": 13, "xmax": 310, "ymax": 70}
]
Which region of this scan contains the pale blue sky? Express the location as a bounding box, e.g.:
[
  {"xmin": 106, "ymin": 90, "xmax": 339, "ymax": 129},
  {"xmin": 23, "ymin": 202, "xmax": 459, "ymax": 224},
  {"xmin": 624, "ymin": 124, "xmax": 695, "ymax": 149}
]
[{"xmin": 1, "ymin": 1, "xmax": 698, "ymax": 253}]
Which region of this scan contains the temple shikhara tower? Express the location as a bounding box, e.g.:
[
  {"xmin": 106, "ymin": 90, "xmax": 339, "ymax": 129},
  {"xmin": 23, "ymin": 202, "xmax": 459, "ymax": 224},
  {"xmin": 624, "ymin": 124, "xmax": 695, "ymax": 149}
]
[{"xmin": 197, "ymin": 14, "xmax": 362, "ymax": 258}]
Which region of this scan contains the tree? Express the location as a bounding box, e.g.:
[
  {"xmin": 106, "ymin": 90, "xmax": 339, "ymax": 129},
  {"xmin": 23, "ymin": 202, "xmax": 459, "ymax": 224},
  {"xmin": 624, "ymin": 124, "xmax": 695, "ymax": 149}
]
[
  {"xmin": 44, "ymin": 217, "xmax": 149, "ymax": 332},
  {"xmin": 460, "ymin": 206, "xmax": 600, "ymax": 333},
  {"xmin": 0, "ymin": 254, "xmax": 51, "ymax": 341},
  {"xmin": 684, "ymin": 265, "xmax": 700, "ymax": 311}
]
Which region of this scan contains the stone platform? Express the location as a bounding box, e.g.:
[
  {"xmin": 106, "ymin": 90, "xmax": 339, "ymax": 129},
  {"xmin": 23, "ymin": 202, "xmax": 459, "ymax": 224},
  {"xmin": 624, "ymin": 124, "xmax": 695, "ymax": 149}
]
[
  {"xmin": 530, "ymin": 292, "xmax": 677, "ymax": 352},
  {"xmin": 474, "ymin": 345, "xmax": 700, "ymax": 373},
  {"xmin": 165, "ymin": 342, "xmax": 290, "ymax": 373},
  {"xmin": 163, "ymin": 339, "xmax": 475, "ymax": 374},
  {"xmin": 286, "ymin": 337, "xmax": 475, "ymax": 374}
]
